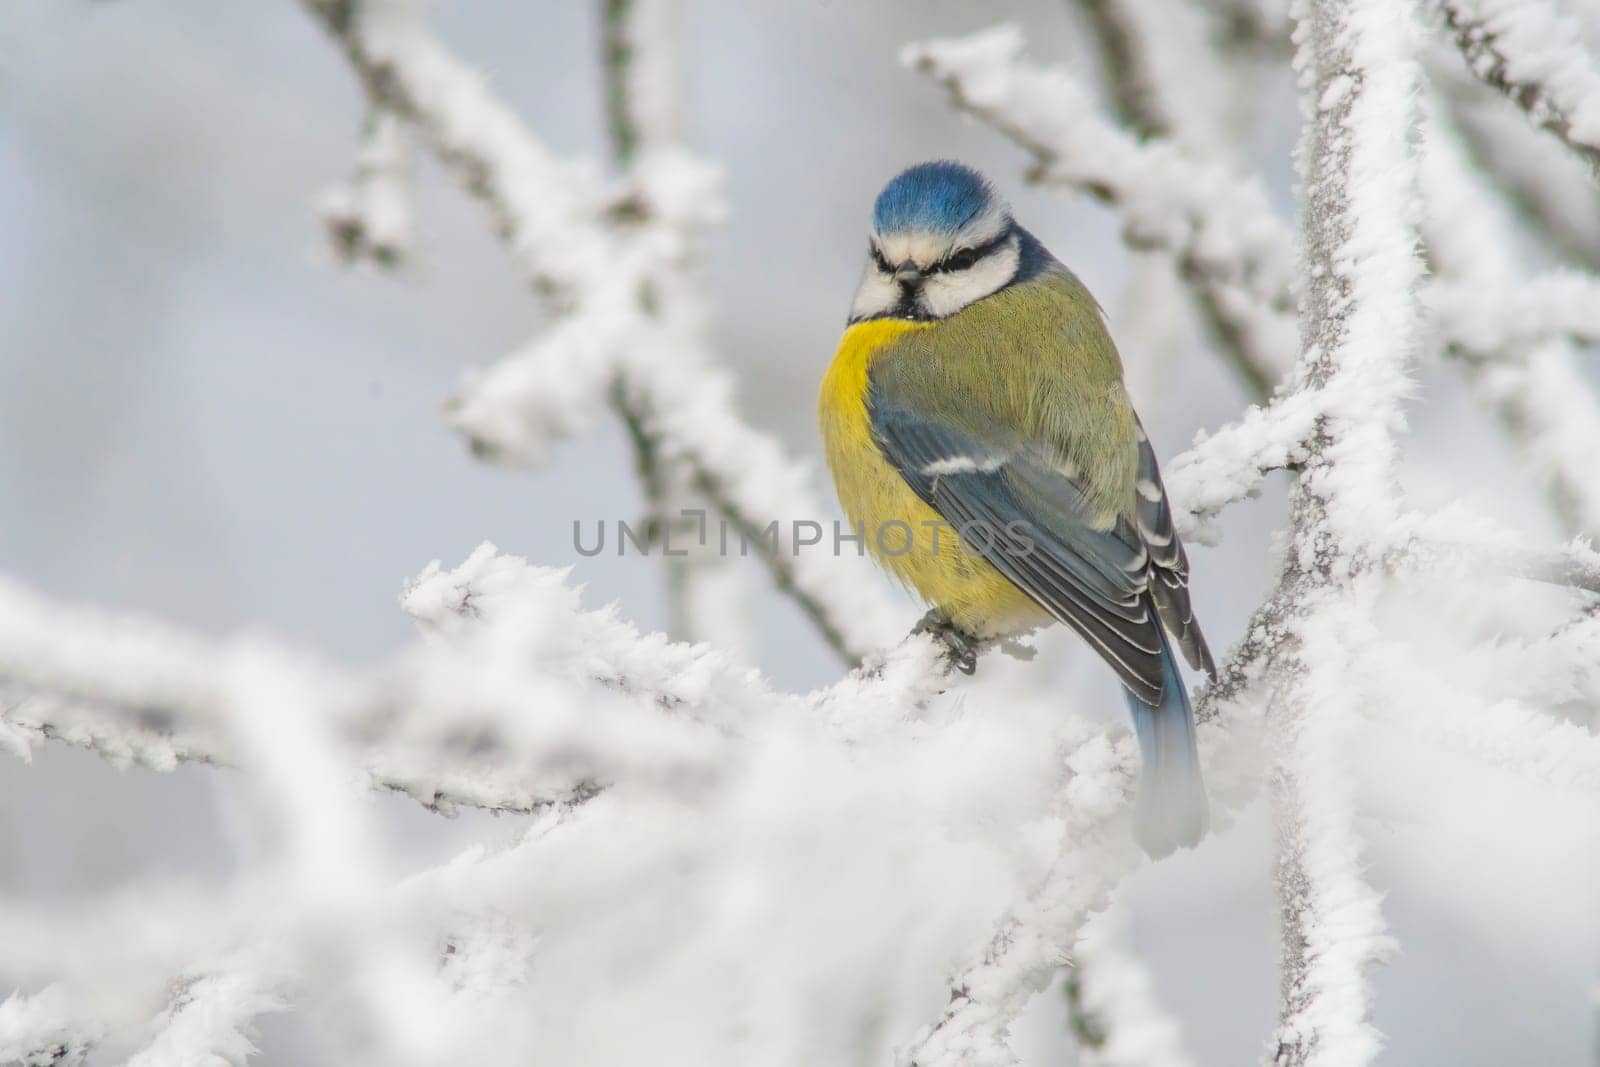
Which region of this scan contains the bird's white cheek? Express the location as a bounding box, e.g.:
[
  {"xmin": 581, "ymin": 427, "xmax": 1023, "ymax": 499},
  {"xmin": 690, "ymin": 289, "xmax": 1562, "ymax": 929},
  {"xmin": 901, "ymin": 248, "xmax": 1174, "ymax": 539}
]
[
  {"xmin": 850, "ymin": 270, "xmax": 901, "ymax": 321},
  {"xmin": 919, "ymin": 244, "xmax": 1021, "ymax": 318}
]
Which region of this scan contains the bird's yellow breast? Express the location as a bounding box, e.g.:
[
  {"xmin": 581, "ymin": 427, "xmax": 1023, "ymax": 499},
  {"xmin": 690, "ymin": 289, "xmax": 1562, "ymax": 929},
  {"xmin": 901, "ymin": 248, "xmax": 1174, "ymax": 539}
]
[{"xmin": 818, "ymin": 319, "xmax": 1046, "ymax": 637}]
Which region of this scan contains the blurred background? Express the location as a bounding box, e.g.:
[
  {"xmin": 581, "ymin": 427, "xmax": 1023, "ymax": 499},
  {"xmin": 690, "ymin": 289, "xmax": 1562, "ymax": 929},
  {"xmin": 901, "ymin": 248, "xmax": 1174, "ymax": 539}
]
[{"xmin": 0, "ymin": 2, "xmax": 1594, "ymax": 1063}]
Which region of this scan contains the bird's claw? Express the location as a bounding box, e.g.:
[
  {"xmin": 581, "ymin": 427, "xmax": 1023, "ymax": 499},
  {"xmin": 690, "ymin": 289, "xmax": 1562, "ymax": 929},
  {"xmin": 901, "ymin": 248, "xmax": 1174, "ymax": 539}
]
[{"xmin": 913, "ymin": 611, "xmax": 980, "ymax": 675}]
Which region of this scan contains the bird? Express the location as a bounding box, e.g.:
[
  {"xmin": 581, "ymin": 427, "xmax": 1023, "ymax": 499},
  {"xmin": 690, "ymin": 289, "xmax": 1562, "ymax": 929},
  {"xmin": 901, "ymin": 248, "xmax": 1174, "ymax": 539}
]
[{"xmin": 818, "ymin": 161, "xmax": 1216, "ymax": 857}]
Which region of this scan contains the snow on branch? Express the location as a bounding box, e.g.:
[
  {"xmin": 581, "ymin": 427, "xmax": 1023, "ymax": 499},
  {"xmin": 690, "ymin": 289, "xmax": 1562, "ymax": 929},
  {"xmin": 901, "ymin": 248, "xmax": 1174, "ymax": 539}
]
[
  {"xmin": 1428, "ymin": 271, "xmax": 1600, "ymax": 354},
  {"xmin": 1262, "ymin": 0, "xmax": 1425, "ymax": 1060},
  {"xmin": 1362, "ymin": 657, "xmax": 1600, "ymax": 798},
  {"xmin": 903, "ymin": 620, "xmax": 1281, "ymax": 1066},
  {"xmin": 302, "ymin": 0, "xmax": 903, "ymax": 662},
  {"xmin": 1162, "ymin": 391, "xmax": 1324, "ymax": 544},
  {"xmin": 0, "ymin": 547, "xmax": 780, "ymax": 817},
  {"xmin": 318, "ymin": 103, "xmax": 416, "ymax": 268},
  {"xmin": 1436, "ymin": 0, "xmax": 1600, "ymax": 177},
  {"xmin": 906, "ymin": 20, "xmax": 1600, "ymax": 578},
  {"xmin": 13, "ymin": 1, "xmax": 1600, "ymax": 1064},
  {"xmin": 1068, "ymin": 904, "xmax": 1199, "ymax": 1067},
  {"xmin": 905, "ymin": 24, "xmax": 1299, "ymax": 399},
  {"xmin": 0, "ymin": 984, "xmax": 100, "ymax": 1067},
  {"xmin": 1419, "ymin": 93, "xmax": 1600, "ymax": 535},
  {"xmin": 1428, "ymin": 49, "xmax": 1600, "ymax": 269},
  {"xmin": 1074, "ymin": 0, "xmax": 1237, "ymax": 150},
  {"xmin": 0, "ymin": 548, "xmax": 1195, "ymax": 1067}
]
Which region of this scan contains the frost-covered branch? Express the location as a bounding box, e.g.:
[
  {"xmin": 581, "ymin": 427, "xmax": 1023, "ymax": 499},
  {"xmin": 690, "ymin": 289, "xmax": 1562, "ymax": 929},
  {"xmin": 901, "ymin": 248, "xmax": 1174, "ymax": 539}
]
[
  {"xmin": 893, "ymin": 15, "xmax": 1599, "ymax": 1051},
  {"xmin": 1163, "ymin": 392, "xmax": 1322, "ymax": 543},
  {"xmin": 909, "ymin": 20, "xmax": 1600, "ymax": 554},
  {"xmin": 13, "ymin": 2, "xmax": 1600, "ymax": 1064},
  {"xmin": 0, "ymin": 548, "xmax": 1191, "ymax": 1067},
  {"xmin": 1420, "ymin": 93, "xmax": 1600, "ymax": 536},
  {"xmin": 0, "ymin": 984, "xmax": 100, "ymax": 1066},
  {"xmin": 1261, "ymin": 0, "xmax": 1423, "ymax": 1061},
  {"xmin": 1075, "ymin": 0, "xmax": 1238, "ymax": 151},
  {"xmin": 318, "ymin": 103, "xmax": 415, "ymax": 268},
  {"xmin": 594, "ymin": 0, "xmax": 756, "ymax": 650},
  {"xmin": 1436, "ymin": 0, "xmax": 1600, "ymax": 177},
  {"xmin": 1428, "ymin": 272, "xmax": 1600, "ymax": 354},
  {"xmin": 0, "ymin": 547, "xmax": 779, "ymax": 817},
  {"xmin": 1067, "ymin": 905, "xmax": 1198, "ymax": 1067},
  {"xmin": 904, "ymin": 618, "xmax": 1275, "ymax": 1066},
  {"xmin": 1429, "ymin": 50, "xmax": 1600, "ymax": 270},
  {"xmin": 302, "ymin": 0, "xmax": 902, "ymax": 662},
  {"xmin": 906, "ymin": 25, "xmax": 1298, "ymax": 400}
]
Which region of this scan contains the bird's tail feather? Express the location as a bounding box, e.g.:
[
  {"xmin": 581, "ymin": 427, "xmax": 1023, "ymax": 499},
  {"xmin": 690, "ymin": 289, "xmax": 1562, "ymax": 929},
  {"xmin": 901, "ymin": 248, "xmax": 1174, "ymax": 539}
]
[{"xmin": 1123, "ymin": 627, "xmax": 1209, "ymax": 858}]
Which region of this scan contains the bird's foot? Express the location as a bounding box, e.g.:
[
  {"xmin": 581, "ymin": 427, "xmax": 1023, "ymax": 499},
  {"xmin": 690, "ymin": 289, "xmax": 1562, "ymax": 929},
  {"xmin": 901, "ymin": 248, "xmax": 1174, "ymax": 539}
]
[{"xmin": 913, "ymin": 610, "xmax": 981, "ymax": 675}]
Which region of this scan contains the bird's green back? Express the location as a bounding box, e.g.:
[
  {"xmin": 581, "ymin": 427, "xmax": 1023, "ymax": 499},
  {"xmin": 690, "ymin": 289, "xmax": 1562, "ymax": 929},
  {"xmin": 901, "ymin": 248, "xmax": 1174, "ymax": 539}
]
[{"xmin": 869, "ymin": 270, "xmax": 1139, "ymax": 525}]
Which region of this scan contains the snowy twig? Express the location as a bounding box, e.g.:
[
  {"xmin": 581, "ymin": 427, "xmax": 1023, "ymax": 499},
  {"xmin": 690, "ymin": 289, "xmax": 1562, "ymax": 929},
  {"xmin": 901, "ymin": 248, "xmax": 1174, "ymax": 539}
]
[
  {"xmin": 123, "ymin": 969, "xmax": 285, "ymax": 1067},
  {"xmin": 1389, "ymin": 534, "xmax": 1600, "ymax": 597},
  {"xmin": 318, "ymin": 103, "xmax": 416, "ymax": 268},
  {"xmin": 1066, "ymin": 905, "xmax": 1199, "ymax": 1066},
  {"xmin": 906, "ymin": 25, "xmax": 1298, "ymax": 400},
  {"xmin": 1074, "ymin": 0, "xmax": 1238, "ymax": 151},
  {"xmin": 1428, "ymin": 272, "xmax": 1600, "ymax": 357},
  {"xmin": 1436, "ymin": 0, "xmax": 1600, "ymax": 178},
  {"xmin": 596, "ymin": 0, "xmax": 741, "ymax": 648},
  {"xmin": 1429, "ymin": 50, "xmax": 1600, "ymax": 270},
  {"xmin": 1163, "ymin": 392, "xmax": 1322, "ymax": 543},
  {"xmin": 0, "ymin": 984, "xmax": 101, "ymax": 1067}
]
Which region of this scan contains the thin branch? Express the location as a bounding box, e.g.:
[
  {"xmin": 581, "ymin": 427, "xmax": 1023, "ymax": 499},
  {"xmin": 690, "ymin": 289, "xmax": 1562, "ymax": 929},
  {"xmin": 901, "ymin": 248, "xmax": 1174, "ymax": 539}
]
[
  {"xmin": 1428, "ymin": 272, "xmax": 1600, "ymax": 355},
  {"xmin": 1437, "ymin": 0, "xmax": 1600, "ymax": 178},
  {"xmin": 1210, "ymin": 0, "xmax": 1294, "ymax": 54},
  {"xmin": 1067, "ymin": 904, "xmax": 1200, "ymax": 1066},
  {"xmin": 601, "ymin": 0, "xmax": 640, "ymax": 165},
  {"xmin": 1074, "ymin": 0, "xmax": 1238, "ymax": 149},
  {"xmin": 1163, "ymin": 390, "xmax": 1323, "ymax": 543},
  {"xmin": 1430, "ymin": 50, "xmax": 1600, "ymax": 271},
  {"xmin": 318, "ymin": 103, "xmax": 416, "ymax": 268},
  {"xmin": 1389, "ymin": 534, "xmax": 1600, "ymax": 597},
  {"xmin": 598, "ymin": 0, "xmax": 716, "ymax": 645}
]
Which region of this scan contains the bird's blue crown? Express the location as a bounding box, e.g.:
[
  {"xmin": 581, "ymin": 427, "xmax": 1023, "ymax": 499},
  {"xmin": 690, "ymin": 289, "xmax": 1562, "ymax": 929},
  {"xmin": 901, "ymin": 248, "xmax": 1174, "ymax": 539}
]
[{"xmin": 871, "ymin": 161, "xmax": 998, "ymax": 236}]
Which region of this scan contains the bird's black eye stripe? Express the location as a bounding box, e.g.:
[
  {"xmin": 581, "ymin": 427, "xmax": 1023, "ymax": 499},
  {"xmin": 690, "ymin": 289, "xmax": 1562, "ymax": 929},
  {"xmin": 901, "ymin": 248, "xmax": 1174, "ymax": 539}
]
[
  {"xmin": 925, "ymin": 226, "xmax": 1014, "ymax": 275},
  {"xmin": 869, "ymin": 244, "xmax": 892, "ymax": 273}
]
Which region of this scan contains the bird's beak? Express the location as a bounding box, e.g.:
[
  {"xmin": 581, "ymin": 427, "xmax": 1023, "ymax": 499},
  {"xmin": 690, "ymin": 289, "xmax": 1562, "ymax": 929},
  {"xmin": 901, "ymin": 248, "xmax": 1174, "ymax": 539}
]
[{"xmin": 893, "ymin": 264, "xmax": 923, "ymax": 285}]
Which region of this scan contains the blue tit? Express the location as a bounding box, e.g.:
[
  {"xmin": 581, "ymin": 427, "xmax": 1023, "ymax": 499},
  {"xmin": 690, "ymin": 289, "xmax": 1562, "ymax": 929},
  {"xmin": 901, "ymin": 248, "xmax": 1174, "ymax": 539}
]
[{"xmin": 818, "ymin": 161, "xmax": 1215, "ymax": 856}]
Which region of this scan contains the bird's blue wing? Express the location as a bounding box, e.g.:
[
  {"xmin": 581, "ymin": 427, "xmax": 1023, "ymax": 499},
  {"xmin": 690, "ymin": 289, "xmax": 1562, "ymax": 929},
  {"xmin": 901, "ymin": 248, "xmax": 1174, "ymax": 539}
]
[
  {"xmin": 869, "ymin": 397, "xmax": 1169, "ymax": 703},
  {"xmin": 1132, "ymin": 416, "xmax": 1216, "ymax": 677}
]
